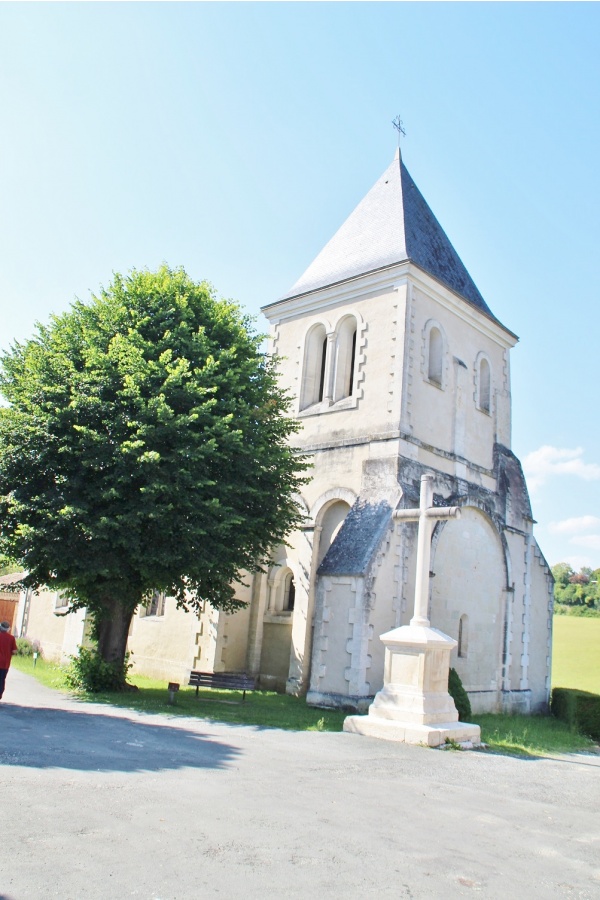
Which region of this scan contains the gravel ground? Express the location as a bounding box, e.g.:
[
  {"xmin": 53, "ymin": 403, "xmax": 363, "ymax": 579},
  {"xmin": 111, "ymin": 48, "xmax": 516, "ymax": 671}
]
[{"xmin": 1, "ymin": 668, "xmax": 599, "ymax": 900}]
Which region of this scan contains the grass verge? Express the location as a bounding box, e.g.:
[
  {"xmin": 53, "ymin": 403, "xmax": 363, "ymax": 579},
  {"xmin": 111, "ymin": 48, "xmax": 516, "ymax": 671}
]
[
  {"xmin": 473, "ymin": 713, "xmax": 596, "ymax": 757},
  {"xmin": 13, "ymin": 657, "xmax": 599, "ymax": 754},
  {"xmin": 12, "ymin": 655, "xmax": 68, "ymax": 691}
]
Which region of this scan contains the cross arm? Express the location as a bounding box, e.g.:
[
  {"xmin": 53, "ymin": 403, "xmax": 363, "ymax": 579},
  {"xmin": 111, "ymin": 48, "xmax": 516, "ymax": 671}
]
[
  {"xmin": 393, "ymin": 506, "xmax": 461, "ymax": 522},
  {"xmin": 426, "ymin": 506, "xmax": 461, "ymax": 520},
  {"xmin": 393, "ymin": 509, "xmax": 420, "ymax": 522}
]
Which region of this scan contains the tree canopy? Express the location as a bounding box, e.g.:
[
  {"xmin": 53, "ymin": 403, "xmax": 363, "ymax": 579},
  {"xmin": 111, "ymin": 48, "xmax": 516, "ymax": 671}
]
[
  {"xmin": 551, "ymin": 562, "xmax": 600, "ymax": 614},
  {"xmin": 0, "ymin": 266, "xmax": 309, "ymax": 671}
]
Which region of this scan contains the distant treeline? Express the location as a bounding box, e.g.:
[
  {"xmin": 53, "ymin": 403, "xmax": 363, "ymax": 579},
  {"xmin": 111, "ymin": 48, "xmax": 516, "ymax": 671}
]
[{"xmin": 552, "ymin": 564, "xmax": 600, "ymax": 617}]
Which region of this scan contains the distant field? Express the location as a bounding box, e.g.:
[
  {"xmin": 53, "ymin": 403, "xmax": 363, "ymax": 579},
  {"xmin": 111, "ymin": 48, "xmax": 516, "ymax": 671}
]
[{"xmin": 552, "ymin": 617, "xmax": 600, "ymax": 694}]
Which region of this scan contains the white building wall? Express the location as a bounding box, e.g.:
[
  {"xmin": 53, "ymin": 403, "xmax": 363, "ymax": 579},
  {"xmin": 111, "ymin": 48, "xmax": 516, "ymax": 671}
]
[{"xmin": 128, "ymin": 598, "xmax": 200, "ymax": 684}]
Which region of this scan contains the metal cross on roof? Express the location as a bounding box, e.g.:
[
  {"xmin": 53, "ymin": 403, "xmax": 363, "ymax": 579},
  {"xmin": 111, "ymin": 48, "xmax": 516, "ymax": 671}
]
[{"xmin": 392, "ymin": 114, "xmax": 406, "ymax": 146}]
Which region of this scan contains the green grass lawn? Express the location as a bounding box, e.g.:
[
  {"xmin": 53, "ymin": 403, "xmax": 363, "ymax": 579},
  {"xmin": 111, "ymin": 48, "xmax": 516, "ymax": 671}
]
[
  {"xmin": 12, "ymin": 657, "xmax": 346, "ymax": 731},
  {"xmin": 472, "ymin": 713, "xmax": 594, "ymax": 756},
  {"xmin": 552, "ymin": 616, "xmax": 600, "ymax": 694},
  {"xmin": 93, "ymin": 675, "xmax": 348, "ymax": 731},
  {"xmin": 12, "ymin": 618, "xmax": 599, "ymax": 757}
]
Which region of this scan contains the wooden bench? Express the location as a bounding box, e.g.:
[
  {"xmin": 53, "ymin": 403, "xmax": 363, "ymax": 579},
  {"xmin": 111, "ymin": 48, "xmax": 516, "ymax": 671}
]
[{"xmin": 189, "ymin": 671, "xmax": 257, "ymax": 703}]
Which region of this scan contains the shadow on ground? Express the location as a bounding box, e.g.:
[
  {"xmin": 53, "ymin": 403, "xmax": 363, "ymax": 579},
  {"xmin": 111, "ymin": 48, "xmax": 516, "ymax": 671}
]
[{"xmin": 0, "ymin": 702, "xmax": 240, "ymax": 774}]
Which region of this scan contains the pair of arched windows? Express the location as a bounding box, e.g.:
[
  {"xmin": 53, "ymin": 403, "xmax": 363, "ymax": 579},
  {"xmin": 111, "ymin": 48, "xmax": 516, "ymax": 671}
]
[
  {"xmin": 426, "ymin": 323, "xmax": 492, "ymax": 414},
  {"xmin": 300, "ymin": 317, "xmax": 357, "ymax": 411}
]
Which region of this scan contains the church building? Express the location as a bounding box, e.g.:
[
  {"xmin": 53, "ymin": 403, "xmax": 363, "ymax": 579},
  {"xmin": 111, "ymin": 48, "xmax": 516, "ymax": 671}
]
[{"xmin": 16, "ymin": 149, "xmax": 553, "ymax": 714}]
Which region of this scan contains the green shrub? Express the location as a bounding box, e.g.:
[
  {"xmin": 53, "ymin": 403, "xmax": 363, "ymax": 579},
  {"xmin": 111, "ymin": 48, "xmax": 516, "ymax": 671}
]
[
  {"xmin": 65, "ymin": 646, "xmax": 132, "ymax": 693},
  {"xmin": 551, "ymin": 687, "xmax": 600, "ymax": 742},
  {"xmin": 448, "ymin": 667, "xmax": 472, "ymax": 720},
  {"xmin": 16, "ymin": 637, "xmax": 35, "ymax": 656},
  {"xmin": 554, "ymin": 604, "xmax": 600, "ymax": 618}
]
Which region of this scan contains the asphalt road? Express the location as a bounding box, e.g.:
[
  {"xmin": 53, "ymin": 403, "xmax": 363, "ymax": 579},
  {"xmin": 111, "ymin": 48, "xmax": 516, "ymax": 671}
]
[{"xmin": 1, "ymin": 668, "xmax": 599, "ymax": 900}]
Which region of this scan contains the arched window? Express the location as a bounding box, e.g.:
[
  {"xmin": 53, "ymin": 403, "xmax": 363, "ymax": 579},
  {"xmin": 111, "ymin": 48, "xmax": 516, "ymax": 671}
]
[
  {"xmin": 300, "ymin": 324, "xmax": 328, "ymax": 410},
  {"xmin": 478, "ymin": 357, "xmax": 491, "ymax": 413},
  {"xmin": 317, "ymin": 499, "xmax": 352, "ymax": 565},
  {"xmin": 428, "ymin": 326, "xmax": 443, "ymax": 386},
  {"xmin": 333, "ymin": 316, "xmax": 358, "ymax": 402},
  {"xmin": 458, "ymin": 614, "xmax": 468, "ymax": 658},
  {"xmin": 283, "ymin": 573, "xmax": 295, "ymax": 611}
]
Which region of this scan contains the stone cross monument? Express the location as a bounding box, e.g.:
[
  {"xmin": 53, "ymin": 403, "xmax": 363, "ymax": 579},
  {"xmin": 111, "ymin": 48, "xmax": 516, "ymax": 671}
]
[
  {"xmin": 394, "ymin": 474, "xmax": 460, "ymax": 628},
  {"xmin": 344, "ymin": 474, "xmax": 481, "ymax": 747}
]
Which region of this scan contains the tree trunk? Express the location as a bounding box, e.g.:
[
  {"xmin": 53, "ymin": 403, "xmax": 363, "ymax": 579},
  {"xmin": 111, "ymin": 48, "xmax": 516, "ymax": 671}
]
[{"xmin": 96, "ymin": 598, "xmax": 135, "ymax": 681}]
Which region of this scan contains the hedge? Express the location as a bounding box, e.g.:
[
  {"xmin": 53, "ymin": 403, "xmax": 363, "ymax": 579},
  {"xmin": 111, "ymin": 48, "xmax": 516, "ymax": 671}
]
[{"xmin": 551, "ymin": 688, "xmax": 600, "ymax": 742}]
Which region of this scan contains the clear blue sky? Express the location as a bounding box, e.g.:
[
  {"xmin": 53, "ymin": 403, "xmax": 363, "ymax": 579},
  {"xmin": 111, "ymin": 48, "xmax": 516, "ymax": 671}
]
[{"xmin": 1, "ymin": 2, "xmax": 599, "ymax": 568}]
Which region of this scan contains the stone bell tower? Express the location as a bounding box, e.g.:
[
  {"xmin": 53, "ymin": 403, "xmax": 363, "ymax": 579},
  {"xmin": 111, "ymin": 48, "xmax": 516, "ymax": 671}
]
[{"xmin": 256, "ymin": 148, "xmax": 553, "ymax": 714}]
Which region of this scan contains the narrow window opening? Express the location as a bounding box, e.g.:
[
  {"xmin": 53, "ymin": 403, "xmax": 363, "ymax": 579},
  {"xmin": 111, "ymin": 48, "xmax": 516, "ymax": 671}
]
[
  {"xmin": 348, "ymin": 329, "xmax": 357, "ymax": 395},
  {"xmin": 479, "ymin": 358, "xmax": 491, "ymax": 412},
  {"xmin": 333, "ymin": 316, "xmax": 358, "ymax": 402},
  {"xmin": 300, "ymin": 324, "xmax": 328, "ymax": 410},
  {"xmin": 318, "ymin": 337, "xmax": 327, "ymax": 402},
  {"xmin": 428, "ymin": 327, "xmax": 443, "ymax": 386},
  {"xmin": 283, "ymin": 573, "xmax": 295, "ymax": 611},
  {"xmin": 458, "ymin": 614, "xmax": 468, "ymax": 658}
]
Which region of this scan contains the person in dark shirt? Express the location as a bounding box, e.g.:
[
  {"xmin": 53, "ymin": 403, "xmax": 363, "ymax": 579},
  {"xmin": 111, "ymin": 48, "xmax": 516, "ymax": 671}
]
[{"xmin": 0, "ymin": 621, "xmax": 18, "ymax": 700}]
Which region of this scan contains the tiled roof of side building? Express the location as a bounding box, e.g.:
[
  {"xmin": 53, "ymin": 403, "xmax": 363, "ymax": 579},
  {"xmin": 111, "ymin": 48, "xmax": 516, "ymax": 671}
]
[{"xmin": 272, "ymin": 151, "xmax": 496, "ymax": 321}]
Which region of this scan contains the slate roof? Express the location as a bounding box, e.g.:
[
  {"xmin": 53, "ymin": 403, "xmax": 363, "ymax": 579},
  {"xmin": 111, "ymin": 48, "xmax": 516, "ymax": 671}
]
[
  {"xmin": 317, "ymin": 499, "xmax": 393, "ymax": 577},
  {"xmin": 277, "ymin": 151, "xmax": 495, "ymax": 319}
]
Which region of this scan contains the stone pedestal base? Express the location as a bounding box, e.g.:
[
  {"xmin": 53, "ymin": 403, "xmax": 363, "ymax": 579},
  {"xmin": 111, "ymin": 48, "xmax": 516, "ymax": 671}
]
[
  {"xmin": 343, "ymin": 714, "xmax": 480, "ymax": 748},
  {"xmin": 343, "ymin": 624, "xmax": 480, "ymax": 748}
]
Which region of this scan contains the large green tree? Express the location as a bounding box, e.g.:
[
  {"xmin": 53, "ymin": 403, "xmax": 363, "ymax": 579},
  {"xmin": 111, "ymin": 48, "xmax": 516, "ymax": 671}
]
[{"xmin": 0, "ymin": 267, "xmax": 308, "ymax": 679}]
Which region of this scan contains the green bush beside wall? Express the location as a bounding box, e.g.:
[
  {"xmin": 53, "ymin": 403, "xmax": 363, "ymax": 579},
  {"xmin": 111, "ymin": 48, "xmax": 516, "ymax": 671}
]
[
  {"xmin": 448, "ymin": 667, "xmax": 472, "ymax": 721},
  {"xmin": 551, "ymin": 688, "xmax": 600, "ymax": 742},
  {"xmin": 16, "ymin": 637, "xmax": 35, "ymax": 656}
]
